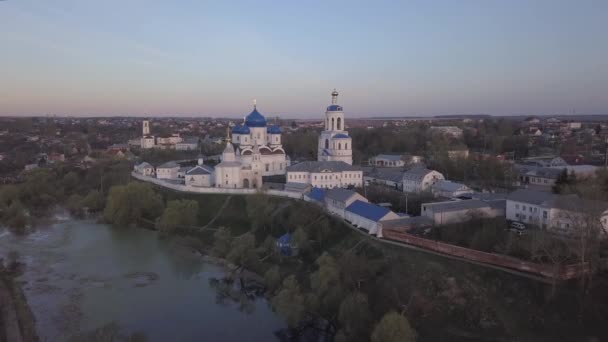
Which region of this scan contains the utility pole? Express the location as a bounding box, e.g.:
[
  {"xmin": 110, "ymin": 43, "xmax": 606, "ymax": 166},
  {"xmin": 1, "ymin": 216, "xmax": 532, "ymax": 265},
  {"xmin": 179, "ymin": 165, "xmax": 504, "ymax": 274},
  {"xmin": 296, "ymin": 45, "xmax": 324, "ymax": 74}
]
[{"xmin": 605, "ymin": 137, "xmax": 608, "ymax": 169}]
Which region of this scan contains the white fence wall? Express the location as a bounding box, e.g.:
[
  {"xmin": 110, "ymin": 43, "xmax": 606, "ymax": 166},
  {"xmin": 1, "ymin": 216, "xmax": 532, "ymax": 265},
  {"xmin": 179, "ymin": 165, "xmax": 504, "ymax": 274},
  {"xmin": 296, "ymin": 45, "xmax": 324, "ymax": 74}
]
[{"xmin": 132, "ymin": 172, "xmax": 303, "ymax": 199}]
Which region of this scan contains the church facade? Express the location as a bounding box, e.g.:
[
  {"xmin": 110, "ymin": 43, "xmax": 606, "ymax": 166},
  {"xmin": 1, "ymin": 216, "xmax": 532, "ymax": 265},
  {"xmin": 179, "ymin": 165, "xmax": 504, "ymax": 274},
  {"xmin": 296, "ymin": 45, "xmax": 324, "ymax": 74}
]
[
  {"xmin": 287, "ymin": 90, "xmax": 362, "ymax": 189},
  {"xmin": 215, "ymin": 103, "xmax": 289, "ymax": 188},
  {"xmin": 317, "ymin": 90, "xmax": 353, "ymax": 165}
]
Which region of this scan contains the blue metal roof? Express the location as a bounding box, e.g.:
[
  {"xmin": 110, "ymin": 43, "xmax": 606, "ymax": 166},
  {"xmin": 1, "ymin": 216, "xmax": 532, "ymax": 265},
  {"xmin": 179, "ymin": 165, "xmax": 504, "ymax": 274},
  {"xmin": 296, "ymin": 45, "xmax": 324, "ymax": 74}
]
[
  {"xmin": 308, "ymin": 187, "xmax": 326, "ymax": 202},
  {"xmin": 267, "ymin": 125, "xmax": 282, "ymax": 134},
  {"xmin": 346, "ymin": 200, "xmax": 391, "ymax": 222},
  {"xmin": 333, "ymin": 133, "xmax": 350, "ymax": 139},
  {"xmin": 327, "ymin": 105, "xmax": 343, "ymax": 111},
  {"xmin": 245, "ymin": 107, "xmax": 267, "ymax": 127},
  {"xmin": 232, "ymin": 124, "xmax": 250, "ymax": 134},
  {"xmin": 277, "ymin": 233, "xmax": 293, "ymax": 256}
]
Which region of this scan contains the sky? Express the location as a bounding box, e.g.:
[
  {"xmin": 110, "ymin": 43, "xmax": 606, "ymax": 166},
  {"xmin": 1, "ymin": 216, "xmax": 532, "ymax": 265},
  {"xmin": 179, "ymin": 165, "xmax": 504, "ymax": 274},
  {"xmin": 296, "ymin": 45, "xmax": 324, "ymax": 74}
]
[{"xmin": 0, "ymin": 0, "xmax": 607, "ymax": 118}]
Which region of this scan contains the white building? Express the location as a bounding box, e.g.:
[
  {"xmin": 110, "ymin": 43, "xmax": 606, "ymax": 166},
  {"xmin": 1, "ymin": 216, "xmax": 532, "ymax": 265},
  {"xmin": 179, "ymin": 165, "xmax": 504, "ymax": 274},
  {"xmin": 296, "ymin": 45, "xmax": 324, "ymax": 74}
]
[
  {"xmin": 430, "ymin": 126, "xmax": 463, "ymax": 138},
  {"xmin": 324, "ymin": 188, "xmax": 368, "ymax": 218},
  {"xmin": 176, "ymin": 138, "xmax": 199, "ymax": 151},
  {"xmin": 345, "ymin": 200, "xmax": 400, "ymax": 236},
  {"xmin": 286, "ymin": 161, "xmax": 363, "ymax": 189},
  {"xmin": 134, "ymin": 162, "xmax": 155, "ymax": 177},
  {"xmin": 317, "ymin": 90, "xmax": 353, "ymax": 165},
  {"xmin": 230, "ymin": 101, "xmax": 288, "ymax": 176},
  {"xmin": 422, "ymin": 199, "xmax": 505, "ymax": 226},
  {"xmin": 506, "ymin": 189, "xmax": 608, "ymax": 237},
  {"xmin": 402, "ymin": 167, "xmax": 445, "ymax": 193},
  {"xmin": 185, "ymin": 157, "xmax": 214, "ymax": 187},
  {"xmin": 156, "ymin": 161, "xmax": 180, "ymax": 180},
  {"xmin": 431, "ymin": 180, "xmax": 471, "ymax": 198}
]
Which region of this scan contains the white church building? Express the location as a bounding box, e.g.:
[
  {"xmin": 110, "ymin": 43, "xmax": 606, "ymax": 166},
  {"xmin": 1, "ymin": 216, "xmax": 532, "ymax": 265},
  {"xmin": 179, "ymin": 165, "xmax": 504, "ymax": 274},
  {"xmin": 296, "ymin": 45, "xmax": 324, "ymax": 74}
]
[
  {"xmin": 318, "ymin": 90, "xmax": 353, "ymax": 165},
  {"xmin": 215, "ymin": 102, "xmax": 289, "ymax": 188},
  {"xmin": 287, "ymin": 90, "xmax": 362, "ymax": 189}
]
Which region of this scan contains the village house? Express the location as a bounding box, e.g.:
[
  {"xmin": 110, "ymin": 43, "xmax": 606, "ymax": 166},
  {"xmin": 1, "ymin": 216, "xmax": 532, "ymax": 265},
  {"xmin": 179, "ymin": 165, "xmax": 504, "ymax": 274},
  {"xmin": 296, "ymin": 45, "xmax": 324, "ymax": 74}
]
[
  {"xmin": 287, "ymin": 161, "xmax": 363, "ymax": 189},
  {"xmin": 369, "ymin": 154, "xmax": 405, "ymax": 168}
]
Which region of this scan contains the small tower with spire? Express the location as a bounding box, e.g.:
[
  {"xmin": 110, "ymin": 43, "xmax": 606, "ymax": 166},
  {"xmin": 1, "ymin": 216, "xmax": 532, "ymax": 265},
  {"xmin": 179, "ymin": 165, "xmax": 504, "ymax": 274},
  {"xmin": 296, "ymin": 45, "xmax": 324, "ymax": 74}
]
[{"xmin": 331, "ymin": 89, "xmax": 339, "ymax": 105}]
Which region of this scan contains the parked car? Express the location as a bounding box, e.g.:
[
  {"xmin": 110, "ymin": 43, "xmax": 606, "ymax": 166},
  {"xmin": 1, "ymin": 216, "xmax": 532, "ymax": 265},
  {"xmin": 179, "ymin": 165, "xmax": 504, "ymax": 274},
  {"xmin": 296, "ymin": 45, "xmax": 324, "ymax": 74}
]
[{"xmin": 510, "ymin": 221, "xmax": 526, "ymax": 230}]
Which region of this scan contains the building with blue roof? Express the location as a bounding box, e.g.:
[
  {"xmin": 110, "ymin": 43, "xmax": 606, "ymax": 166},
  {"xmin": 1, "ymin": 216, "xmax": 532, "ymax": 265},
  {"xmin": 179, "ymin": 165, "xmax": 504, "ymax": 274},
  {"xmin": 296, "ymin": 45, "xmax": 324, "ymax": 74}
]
[
  {"xmin": 228, "ymin": 100, "xmax": 288, "ymax": 177},
  {"xmin": 317, "ymin": 89, "xmax": 353, "ymax": 165},
  {"xmin": 345, "ymin": 200, "xmax": 400, "ymax": 236}
]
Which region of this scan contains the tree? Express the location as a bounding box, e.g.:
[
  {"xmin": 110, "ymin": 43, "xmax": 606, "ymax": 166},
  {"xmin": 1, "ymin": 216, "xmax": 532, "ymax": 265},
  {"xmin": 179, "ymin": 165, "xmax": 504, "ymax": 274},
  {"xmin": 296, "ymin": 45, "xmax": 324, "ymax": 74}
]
[
  {"xmin": 2, "ymin": 200, "xmax": 28, "ymax": 231},
  {"xmin": 264, "ymin": 266, "xmax": 282, "ymax": 294},
  {"xmin": 82, "ymin": 190, "xmax": 105, "ymax": 212},
  {"xmin": 212, "ymin": 227, "xmax": 233, "ymax": 258},
  {"xmin": 226, "ymin": 232, "xmax": 258, "ymax": 269},
  {"xmin": 66, "ymin": 194, "xmax": 84, "ymax": 217},
  {"xmin": 293, "ymin": 226, "xmax": 311, "ymax": 256},
  {"xmin": 338, "ymin": 292, "xmax": 372, "ymax": 339},
  {"xmin": 103, "ymin": 182, "xmax": 163, "ymax": 226},
  {"xmin": 371, "ymin": 311, "xmax": 417, "ymax": 342},
  {"xmin": 157, "ymin": 199, "xmax": 199, "ymax": 233},
  {"xmin": 271, "ymin": 275, "xmax": 307, "ymax": 328}
]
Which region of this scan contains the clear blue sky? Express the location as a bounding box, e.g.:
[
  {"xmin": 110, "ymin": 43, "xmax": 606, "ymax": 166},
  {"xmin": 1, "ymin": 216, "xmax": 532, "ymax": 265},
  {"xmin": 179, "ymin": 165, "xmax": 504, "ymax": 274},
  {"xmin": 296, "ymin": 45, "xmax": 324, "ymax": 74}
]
[{"xmin": 1, "ymin": 0, "xmax": 607, "ymax": 118}]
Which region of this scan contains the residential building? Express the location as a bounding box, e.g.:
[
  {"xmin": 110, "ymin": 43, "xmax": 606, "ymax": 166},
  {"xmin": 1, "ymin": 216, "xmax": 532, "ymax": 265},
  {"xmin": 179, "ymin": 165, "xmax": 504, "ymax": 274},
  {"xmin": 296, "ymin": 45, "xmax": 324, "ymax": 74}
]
[
  {"xmin": 430, "ymin": 126, "xmax": 463, "ymax": 138},
  {"xmin": 364, "ymin": 168, "xmax": 404, "ymax": 190},
  {"xmin": 402, "ymin": 167, "xmax": 445, "ymax": 193},
  {"xmin": 287, "ymin": 161, "xmax": 363, "ymax": 189},
  {"xmin": 369, "ymin": 154, "xmax": 405, "ymax": 167},
  {"xmin": 176, "ymin": 138, "xmax": 199, "ymax": 151}
]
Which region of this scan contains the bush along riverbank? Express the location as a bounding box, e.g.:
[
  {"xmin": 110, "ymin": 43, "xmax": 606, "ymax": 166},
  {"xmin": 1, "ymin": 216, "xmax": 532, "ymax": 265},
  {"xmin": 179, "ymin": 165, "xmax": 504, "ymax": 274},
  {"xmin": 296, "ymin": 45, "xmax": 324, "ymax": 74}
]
[
  {"xmin": 0, "ymin": 255, "xmax": 38, "ymax": 342},
  {"xmin": 101, "ymin": 183, "xmax": 608, "ymax": 342}
]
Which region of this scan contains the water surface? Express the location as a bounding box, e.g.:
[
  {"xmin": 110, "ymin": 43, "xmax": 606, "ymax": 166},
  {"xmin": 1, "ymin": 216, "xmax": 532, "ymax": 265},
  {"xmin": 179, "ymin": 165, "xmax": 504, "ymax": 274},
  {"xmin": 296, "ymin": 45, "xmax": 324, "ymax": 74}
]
[{"xmin": 0, "ymin": 220, "xmax": 284, "ymax": 341}]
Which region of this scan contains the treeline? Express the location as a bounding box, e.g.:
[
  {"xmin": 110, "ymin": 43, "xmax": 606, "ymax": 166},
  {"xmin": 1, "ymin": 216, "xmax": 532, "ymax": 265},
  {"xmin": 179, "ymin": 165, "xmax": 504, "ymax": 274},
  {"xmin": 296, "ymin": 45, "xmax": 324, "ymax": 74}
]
[{"xmin": 0, "ymin": 159, "xmax": 132, "ymax": 232}]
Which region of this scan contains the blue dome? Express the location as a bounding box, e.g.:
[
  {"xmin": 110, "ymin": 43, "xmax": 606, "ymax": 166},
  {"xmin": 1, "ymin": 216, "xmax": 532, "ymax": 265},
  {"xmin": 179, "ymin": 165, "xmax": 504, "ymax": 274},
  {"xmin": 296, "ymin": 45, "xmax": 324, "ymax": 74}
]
[
  {"xmin": 267, "ymin": 125, "xmax": 282, "ymax": 134},
  {"xmin": 327, "ymin": 105, "xmax": 343, "ymax": 111},
  {"xmin": 333, "ymin": 133, "xmax": 350, "ymax": 139},
  {"xmin": 245, "ymin": 107, "xmax": 267, "ymax": 127},
  {"xmin": 232, "ymin": 124, "xmax": 250, "ymax": 134}
]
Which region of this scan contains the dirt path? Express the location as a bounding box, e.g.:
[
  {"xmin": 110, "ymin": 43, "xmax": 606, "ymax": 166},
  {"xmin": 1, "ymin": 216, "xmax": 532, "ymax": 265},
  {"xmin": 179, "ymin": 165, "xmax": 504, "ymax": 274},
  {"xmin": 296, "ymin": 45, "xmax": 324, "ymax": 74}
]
[{"xmin": 203, "ymin": 196, "xmax": 232, "ymax": 229}]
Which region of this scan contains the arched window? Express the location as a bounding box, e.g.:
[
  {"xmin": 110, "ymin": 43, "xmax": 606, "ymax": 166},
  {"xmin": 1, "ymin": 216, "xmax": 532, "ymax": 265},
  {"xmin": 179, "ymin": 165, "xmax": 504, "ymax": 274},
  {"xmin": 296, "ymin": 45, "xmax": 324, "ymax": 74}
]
[
  {"xmin": 325, "ymin": 139, "xmax": 329, "ymax": 149},
  {"xmin": 345, "ymin": 143, "xmax": 348, "ymax": 150},
  {"xmin": 338, "ymin": 143, "xmax": 341, "ymax": 150},
  {"xmin": 337, "ymin": 117, "xmax": 341, "ymax": 130},
  {"xmin": 331, "ymin": 117, "xmax": 335, "ymax": 130}
]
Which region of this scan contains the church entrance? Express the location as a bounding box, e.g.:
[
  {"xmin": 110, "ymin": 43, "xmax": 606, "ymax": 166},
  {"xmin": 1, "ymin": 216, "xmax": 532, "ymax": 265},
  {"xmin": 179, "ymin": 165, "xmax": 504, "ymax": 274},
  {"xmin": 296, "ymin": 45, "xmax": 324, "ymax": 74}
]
[{"xmin": 243, "ymin": 179, "xmax": 250, "ymax": 188}]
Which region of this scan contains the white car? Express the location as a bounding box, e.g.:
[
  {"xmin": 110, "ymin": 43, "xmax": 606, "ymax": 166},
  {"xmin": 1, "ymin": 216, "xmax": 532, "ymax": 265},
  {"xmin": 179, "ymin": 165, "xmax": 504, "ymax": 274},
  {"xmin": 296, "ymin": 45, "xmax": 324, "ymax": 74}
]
[{"xmin": 510, "ymin": 221, "xmax": 526, "ymax": 230}]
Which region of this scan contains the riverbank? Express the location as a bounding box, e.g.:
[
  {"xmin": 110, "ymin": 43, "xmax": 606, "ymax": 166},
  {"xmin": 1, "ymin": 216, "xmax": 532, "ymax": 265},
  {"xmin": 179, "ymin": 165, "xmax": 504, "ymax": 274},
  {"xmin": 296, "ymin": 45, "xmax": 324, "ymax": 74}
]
[{"xmin": 0, "ymin": 264, "xmax": 38, "ymax": 342}]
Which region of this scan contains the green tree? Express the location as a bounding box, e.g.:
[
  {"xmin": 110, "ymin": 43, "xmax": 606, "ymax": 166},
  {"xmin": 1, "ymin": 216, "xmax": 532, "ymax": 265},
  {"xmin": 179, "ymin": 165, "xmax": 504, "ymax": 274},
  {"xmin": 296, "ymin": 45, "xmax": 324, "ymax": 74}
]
[
  {"xmin": 371, "ymin": 311, "xmax": 417, "ymax": 342},
  {"xmin": 103, "ymin": 182, "xmax": 163, "ymax": 226},
  {"xmin": 82, "ymin": 190, "xmax": 105, "ymax": 212},
  {"xmin": 2, "ymin": 200, "xmax": 28, "ymax": 231},
  {"xmin": 66, "ymin": 194, "xmax": 84, "ymax": 217},
  {"xmin": 226, "ymin": 232, "xmax": 257, "ymax": 269},
  {"xmin": 271, "ymin": 275, "xmax": 307, "ymax": 328},
  {"xmin": 338, "ymin": 292, "xmax": 372, "ymax": 339},
  {"xmin": 157, "ymin": 199, "xmax": 199, "ymax": 233},
  {"xmin": 212, "ymin": 227, "xmax": 233, "ymax": 257},
  {"xmin": 264, "ymin": 266, "xmax": 282, "ymax": 294}
]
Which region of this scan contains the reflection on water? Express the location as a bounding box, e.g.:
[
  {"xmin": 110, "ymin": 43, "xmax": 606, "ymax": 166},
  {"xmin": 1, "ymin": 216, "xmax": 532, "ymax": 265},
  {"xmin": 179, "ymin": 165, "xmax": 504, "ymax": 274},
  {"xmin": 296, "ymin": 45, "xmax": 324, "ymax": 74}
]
[{"xmin": 0, "ymin": 220, "xmax": 283, "ymax": 341}]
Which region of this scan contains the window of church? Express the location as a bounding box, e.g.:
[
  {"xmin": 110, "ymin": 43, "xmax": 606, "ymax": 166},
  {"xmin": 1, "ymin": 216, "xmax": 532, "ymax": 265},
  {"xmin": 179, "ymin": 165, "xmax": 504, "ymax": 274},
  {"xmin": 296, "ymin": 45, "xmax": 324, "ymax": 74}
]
[{"xmin": 265, "ymin": 164, "xmax": 269, "ymax": 172}]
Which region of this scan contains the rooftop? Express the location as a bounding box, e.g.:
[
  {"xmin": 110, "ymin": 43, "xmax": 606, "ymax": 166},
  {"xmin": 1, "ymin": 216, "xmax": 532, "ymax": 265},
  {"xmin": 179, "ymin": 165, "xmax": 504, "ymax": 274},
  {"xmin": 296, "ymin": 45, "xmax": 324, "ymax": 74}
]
[
  {"xmin": 287, "ymin": 161, "xmax": 360, "ymax": 173},
  {"xmin": 325, "ymin": 188, "xmax": 361, "ymax": 203},
  {"xmin": 346, "ymin": 200, "xmax": 392, "ymax": 222}
]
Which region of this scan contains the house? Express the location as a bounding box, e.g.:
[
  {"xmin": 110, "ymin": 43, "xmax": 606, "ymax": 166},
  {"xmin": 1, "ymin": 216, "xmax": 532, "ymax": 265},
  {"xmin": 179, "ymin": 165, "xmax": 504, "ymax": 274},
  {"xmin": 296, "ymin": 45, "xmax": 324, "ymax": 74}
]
[
  {"xmin": 447, "ymin": 147, "xmax": 469, "ymax": 160},
  {"xmin": 344, "ymin": 200, "xmax": 400, "ymax": 236},
  {"xmin": 506, "ymin": 189, "xmax": 608, "ymax": 237},
  {"xmin": 324, "ymin": 188, "xmax": 368, "ymax": 218},
  {"xmin": 520, "ymin": 156, "xmax": 567, "ymax": 167},
  {"xmin": 515, "ymin": 164, "xmax": 566, "ymax": 189},
  {"xmin": 431, "ymin": 180, "xmax": 471, "ymax": 198},
  {"xmin": 421, "ymin": 199, "xmax": 505, "ymax": 226},
  {"xmin": 276, "ymin": 233, "xmax": 296, "ymax": 256},
  {"xmin": 369, "ymin": 154, "xmax": 405, "ymax": 168},
  {"xmin": 185, "ymin": 163, "xmax": 214, "ymax": 187},
  {"xmin": 134, "ymin": 162, "xmax": 155, "ymax": 177},
  {"xmin": 286, "ymin": 161, "xmax": 363, "ymax": 189},
  {"xmin": 402, "ymin": 167, "xmax": 445, "ymax": 193},
  {"xmin": 48, "ymin": 153, "xmax": 65, "ymax": 162},
  {"xmin": 156, "ymin": 161, "xmax": 180, "ymax": 180}
]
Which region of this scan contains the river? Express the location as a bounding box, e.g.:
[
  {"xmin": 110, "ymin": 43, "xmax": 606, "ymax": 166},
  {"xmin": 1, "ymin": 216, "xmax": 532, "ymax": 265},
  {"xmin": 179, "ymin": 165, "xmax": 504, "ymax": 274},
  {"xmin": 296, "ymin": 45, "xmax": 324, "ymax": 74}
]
[{"xmin": 0, "ymin": 219, "xmax": 284, "ymax": 341}]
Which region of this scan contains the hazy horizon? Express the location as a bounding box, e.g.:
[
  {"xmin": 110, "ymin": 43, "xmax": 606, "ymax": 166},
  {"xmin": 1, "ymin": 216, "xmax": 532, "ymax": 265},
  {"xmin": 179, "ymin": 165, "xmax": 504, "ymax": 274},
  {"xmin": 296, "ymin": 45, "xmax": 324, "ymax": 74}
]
[{"xmin": 1, "ymin": 0, "xmax": 607, "ymax": 118}]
